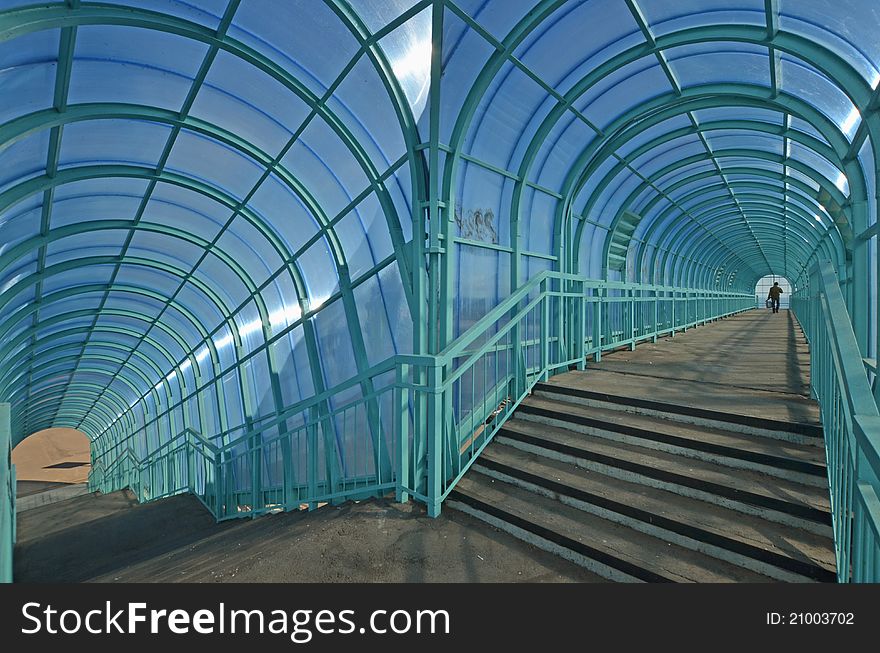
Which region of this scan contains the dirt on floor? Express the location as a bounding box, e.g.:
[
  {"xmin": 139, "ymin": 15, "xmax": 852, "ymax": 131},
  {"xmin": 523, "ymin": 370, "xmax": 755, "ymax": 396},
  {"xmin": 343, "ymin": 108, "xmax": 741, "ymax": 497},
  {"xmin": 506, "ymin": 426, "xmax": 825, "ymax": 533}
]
[{"xmin": 13, "ymin": 490, "xmax": 605, "ymax": 583}]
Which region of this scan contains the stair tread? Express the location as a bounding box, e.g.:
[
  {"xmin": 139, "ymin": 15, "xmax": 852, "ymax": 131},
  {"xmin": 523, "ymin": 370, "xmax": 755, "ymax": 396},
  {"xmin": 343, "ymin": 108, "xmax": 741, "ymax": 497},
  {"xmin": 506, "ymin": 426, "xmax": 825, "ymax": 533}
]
[
  {"xmin": 452, "ymin": 472, "xmax": 777, "ymax": 583},
  {"xmin": 535, "ymin": 379, "xmax": 823, "ymax": 437},
  {"xmin": 479, "ymin": 442, "xmax": 836, "ymax": 573},
  {"xmin": 499, "ymin": 418, "xmax": 831, "ymax": 515},
  {"xmin": 521, "ymin": 395, "xmax": 826, "ymax": 468}
]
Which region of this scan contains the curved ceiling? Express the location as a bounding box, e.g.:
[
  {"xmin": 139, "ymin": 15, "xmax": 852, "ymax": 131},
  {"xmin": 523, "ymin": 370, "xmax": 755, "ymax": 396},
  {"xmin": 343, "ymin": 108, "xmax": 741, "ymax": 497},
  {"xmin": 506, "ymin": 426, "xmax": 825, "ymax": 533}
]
[{"xmin": 0, "ymin": 0, "xmax": 877, "ymax": 463}]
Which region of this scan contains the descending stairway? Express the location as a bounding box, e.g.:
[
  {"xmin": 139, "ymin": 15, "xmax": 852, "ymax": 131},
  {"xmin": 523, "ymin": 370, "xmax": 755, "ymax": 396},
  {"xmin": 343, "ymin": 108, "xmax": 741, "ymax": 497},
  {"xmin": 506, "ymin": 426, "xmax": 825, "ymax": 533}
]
[{"xmin": 448, "ymin": 380, "xmax": 837, "ymax": 583}]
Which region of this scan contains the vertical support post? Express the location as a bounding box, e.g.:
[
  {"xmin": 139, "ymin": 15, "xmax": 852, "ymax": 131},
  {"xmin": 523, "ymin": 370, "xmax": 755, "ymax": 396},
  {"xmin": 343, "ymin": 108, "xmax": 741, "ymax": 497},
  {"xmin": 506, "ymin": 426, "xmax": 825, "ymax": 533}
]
[
  {"xmin": 248, "ymin": 419, "xmax": 260, "ymax": 516},
  {"xmin": 211, "ymin": 451, "xmax": 220, "ymax": 518},
  {"xmin": 281, "ymin": 425, "xmax": 294, "ymax": 511},
  {"xmin": 186, "ymin": 430, "xmax": 195, "ymax": 493},
  {"xmin": 577, "ymin": 281, "xmax": 587, "ymax": 369},
  {"xmin": 551, "ymin": 279, "xmax": 574, "ymax": 363},
  {"xmin": 851, "ymin": 199, "xmax": 869, "ymax": 357},
  {"xmin": 541, "ymin": 278, "xmax": 550, "ymax": 378},
  {"xmin": 307, "ymin": 420, "xmax": 318, "ymax": 511},
  {"xmin": 423, "ymin": 0, "xmax": 448, "ymax": 519},
  {"xmin": 395, "ymin": 363, "xmax": 410, "ymax": 503},
  {"xmin": 10, "ymin": 463, "xmax": 15, "ymax": 546},
  {"xmin": 0, "ymin": 403, "xmax": 12, "ymax": 583},
  {"xmin": 629, "ymin": 289, "xmax": 636, "ymax": 351},
  {"xmin": 426, "ymin": 362, "xmax": 444, "ymax": 518},
  {"xmin": 653, "ymin": 292, "xmax": 659, "ymax": 342},
  {"xmin": 593, "ymin": 287, "xmax": 603, "ymax": 362}
]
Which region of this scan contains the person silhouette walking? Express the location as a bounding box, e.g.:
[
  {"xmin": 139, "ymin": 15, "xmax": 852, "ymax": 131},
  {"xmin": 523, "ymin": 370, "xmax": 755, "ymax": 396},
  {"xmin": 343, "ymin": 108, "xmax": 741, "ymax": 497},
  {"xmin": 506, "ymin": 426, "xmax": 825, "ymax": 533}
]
[{"xmin": 767, "ymin": 282, "xmax": 783, "ymax": 314}]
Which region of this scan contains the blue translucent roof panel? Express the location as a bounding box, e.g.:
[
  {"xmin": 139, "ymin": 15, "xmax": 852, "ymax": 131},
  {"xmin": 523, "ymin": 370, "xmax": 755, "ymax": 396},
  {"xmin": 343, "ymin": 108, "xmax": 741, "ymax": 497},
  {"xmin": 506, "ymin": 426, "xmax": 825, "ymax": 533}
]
[
  {"xmin": 692, "ymin": 106, "xmax": 785, "ymax": 126},
  {"xmin": 616, "ymin": 114, "xmax": 694, "ymax": 159},
  {"xmin": 666, "ymin": 42, "xmax": 771, "ymax": 88},
  {"xmin": 280, "ymin": 120, "xmax": 371, "ymax": 216},
  {"xmin": 109, "ymin": 0, "xmax": 227, "ymax": 28},
  {"xmin": 467, "ymin": 61, "xmax": 553, "ymax": 170},
  {"xmin": 631, "ymin": 135, "xmax": 708, "ymax": 177},
  {"xmin": 780, "ymin": 0, "xmax": 880, "ymax": 86},
  {"xmin": 517, "ymin": 0, "xmax": 644, "ymax": 92},
  {"xmin": 0, "ymin": 130, "xmax": 49, "ymax": 193},
  {"xmin": 337, "ymin": 196, "xmax": 390, "ymax": 279},
  {"xmin": 578, "ymin": 59, "xmax": 674, "ymax": 130},
  {"xmin": 780, "ymin": 55, "xmax": 860, "ymax": 140},
  {"xmin": 298, "ymin": 239, "xmax": 340, "ymax": 305},
  {"xmin": 58, "ymin": 119, "xmax": 174, "ymax": 169},
  {"xmin": 704, "ymin": 131, "xmax": 784, "ymax": 156},
  {"xmin": 788, "ymin": 140, "xmax": 847, "ymax": 193},
  {"xmin": 330, "ymin": 54, "xmax": 410, "ymax": 165},
  {"xmin": 191, "ymin": 51, "xmax": 310, "ymax": 153},
  {"xmin": 437, "ymin": 8, "xmax": 495, "ymax": 142},
  {"xmin": 44, "ymin": 229, "xmax": 128, "ymax": 268},
  {"xmin": 789, "ymin": 116, "xmax": 832, "ymax": 145},
  {"xmin": 0, "ymin": 58, "xmax": 54, "ymax": 126},
  {"xmin": 126, "ymin": 229, "xmax": 206, "ymax": 273},
  {"xmin": 638, "ymin": 0, "xmax": 766, "ymax": 35},
  {"xmin": 454, "ymin": 0, "xmax": 544, "ymax": 41},
  {"xmin": 376, "ymin": 6, "xmax": 433, "ymax": 120},
  {"xmin": 229, "ymin": 1, "xmax": 360, "ymax": 97}
]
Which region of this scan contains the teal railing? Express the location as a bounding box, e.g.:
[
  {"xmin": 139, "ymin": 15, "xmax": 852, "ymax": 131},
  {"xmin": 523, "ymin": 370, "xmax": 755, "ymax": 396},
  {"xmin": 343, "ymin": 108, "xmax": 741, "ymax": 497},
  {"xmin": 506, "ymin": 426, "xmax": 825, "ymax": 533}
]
[
  {"xmin": 89, "ymin": 271, "xmax": 753, "ymax": 521},
  {"xmin": 1, "ymin": 403, "xmax": 13, "ymax": 582},
  {"xmin": 792, "ymin": 261, "xmax": 880, "ymax": 582}
]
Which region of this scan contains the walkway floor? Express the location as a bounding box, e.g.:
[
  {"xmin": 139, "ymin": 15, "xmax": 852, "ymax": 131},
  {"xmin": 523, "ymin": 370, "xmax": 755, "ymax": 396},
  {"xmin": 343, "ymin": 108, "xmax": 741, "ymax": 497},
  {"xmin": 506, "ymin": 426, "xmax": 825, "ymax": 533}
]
[
  {"xmin": 14, "ymin": 490, "xmax": 606, "ymax": 583},
  {"xmin": 549, "ymin": 308, "xmax": 820, "ymax": 428}
]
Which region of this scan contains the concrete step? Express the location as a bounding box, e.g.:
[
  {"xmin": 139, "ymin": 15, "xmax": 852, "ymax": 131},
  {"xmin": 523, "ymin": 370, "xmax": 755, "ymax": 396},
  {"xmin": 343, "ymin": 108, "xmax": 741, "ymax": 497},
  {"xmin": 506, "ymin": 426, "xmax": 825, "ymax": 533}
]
[
  {"xmin": 449, "ymin": 471, "xmax": 778, "ymax": 583},
  {"xmin": 535, "ymin": 376, "xmax": 823, "ymax": 445},
  {"xmin": 475, "ymin": 443, "xmax": 836, "ymax": 582},
  {"xmin": 496, "ymin": 418, "xmax": 831, "ymax": 535},
  {"xmin": 15, "ymin": 483, "xmax": 90, "ymax": 513},
  {"xmin": 517, "ymin": 395, "xmax": 827, "ymax": 486}
]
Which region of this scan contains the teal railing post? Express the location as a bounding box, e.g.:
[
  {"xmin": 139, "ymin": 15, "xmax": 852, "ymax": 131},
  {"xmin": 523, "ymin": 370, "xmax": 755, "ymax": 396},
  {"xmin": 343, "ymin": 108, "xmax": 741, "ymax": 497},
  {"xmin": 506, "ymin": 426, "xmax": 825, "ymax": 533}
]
[
  {"xmin": 540, "ymin": 278, "xmax": 550, "ymax": 379},
  {"xmin": 307, "ymin": 420, "xmax": 318, "ymax": 511},
  {"xmin": 593, "ymin": 286, "xmax": 603, "ymax": 362},
  {"xmin": 629, "ymin": 289, "xmax": 636, "ymax": 351},
  {"xmin": 396, "ymin": 363, "xmax": 410, "ymax": 503},
  {"xmin": 10, "ymin": 463, "xmax": 15, "ymax": 547},
  {"xmin": 652, "ymin": 291, "xmax": 659, "ymax": 343},
  {"xmin": 186, "ymin": 430, "xmax": 196, "ymax": 493},
  {"xmin": 1, "ymin": 403, "xmax": 12, "ymax": 583},
  {"xmin": 281, "ymin": 428, "xmax": 295, "ymax": 511},
  {"xmin": 248, "ymin": 418, "xmax": 260, "ymax": 515},
  {"xmin": 212, "ymin": 452, "xmax": 221, "ymax": 517},
  {"xmin": 577, "ymin": 280, "xmax": 587, "ymax": 369},
  {"xmin": 426, "ymin": 361, "xmax": 444, "ymax": 518}
]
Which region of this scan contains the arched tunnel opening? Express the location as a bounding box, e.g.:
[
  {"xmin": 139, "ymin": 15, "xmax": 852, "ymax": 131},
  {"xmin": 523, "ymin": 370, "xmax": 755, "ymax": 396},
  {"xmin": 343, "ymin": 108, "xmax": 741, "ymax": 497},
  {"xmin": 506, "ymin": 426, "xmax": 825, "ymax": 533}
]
[
  {"xmin": 12, "ymin": 427, "xmax": 90, "ymax": 488},
  {"xmin": 755, "ymin": 275, "xmax": 793, "ymax": 309},
  {"xmin": 1, "ymin": 0, "xmax": 879, "ymax": 585}
]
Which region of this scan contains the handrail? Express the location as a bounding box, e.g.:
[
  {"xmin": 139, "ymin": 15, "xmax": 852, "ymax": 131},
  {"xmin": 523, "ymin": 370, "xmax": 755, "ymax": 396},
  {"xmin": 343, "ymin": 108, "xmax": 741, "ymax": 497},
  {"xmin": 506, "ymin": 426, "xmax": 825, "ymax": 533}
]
[
  {"xmin": 792, "ymin": 260, "xmax": 880, "ymax": 582},
  {"xmin": 439, "ymin": 270, "xmax": 751, "ymax": 361},
  {"xmin": 815, "ymin": 263, "xmax": 877, "ymax": 417},
  {"xmin": 91, "ymin": 271, "xmax": 753, "ymax": 523}
]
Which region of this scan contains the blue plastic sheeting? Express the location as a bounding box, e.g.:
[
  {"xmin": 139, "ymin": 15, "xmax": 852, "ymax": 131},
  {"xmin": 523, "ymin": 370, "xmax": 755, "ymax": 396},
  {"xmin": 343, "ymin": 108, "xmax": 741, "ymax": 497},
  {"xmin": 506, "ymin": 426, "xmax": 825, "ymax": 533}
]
[
  {"xmin": 0, "ymin": 1, "xmax": 877, "ymax": 486},
  {"xmin": 0, "ymin": 0, "xmax": 424, "ymax": 460}
]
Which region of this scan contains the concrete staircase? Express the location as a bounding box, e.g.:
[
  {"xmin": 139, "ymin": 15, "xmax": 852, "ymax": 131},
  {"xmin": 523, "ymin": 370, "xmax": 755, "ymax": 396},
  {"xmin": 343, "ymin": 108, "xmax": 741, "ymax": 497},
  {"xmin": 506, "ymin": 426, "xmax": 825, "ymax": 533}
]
[{"xmin": 448, "ymin": 381, "xmax": 837, "ymax": 583}]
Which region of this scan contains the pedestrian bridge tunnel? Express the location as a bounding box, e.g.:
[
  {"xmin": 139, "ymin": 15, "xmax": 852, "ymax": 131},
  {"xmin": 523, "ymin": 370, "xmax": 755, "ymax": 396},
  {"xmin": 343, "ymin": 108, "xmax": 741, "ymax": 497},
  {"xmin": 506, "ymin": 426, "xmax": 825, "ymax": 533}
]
[{"xmin": 1, "ymin": 1, "xmax": 879, "ymax": 579}]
